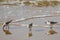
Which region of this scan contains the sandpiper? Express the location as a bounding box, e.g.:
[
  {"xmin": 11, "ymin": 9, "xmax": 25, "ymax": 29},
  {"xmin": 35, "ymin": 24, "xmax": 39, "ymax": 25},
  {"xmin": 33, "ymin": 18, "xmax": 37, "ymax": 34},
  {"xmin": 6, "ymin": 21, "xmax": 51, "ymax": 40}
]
[
  {"xmin": 45, "ymin": 21, "xmax": 58, "ymax": 35},
  {"xmin": 28, "ymin": 23, "xmax": 33, "ymax": 31},
  {"xmin": 2, "ymin": 20, "xmax": 12, "ymax": 31},
  {"xmin": 46, "ymin": 21, "xmax": 57, "ymax": 25}
]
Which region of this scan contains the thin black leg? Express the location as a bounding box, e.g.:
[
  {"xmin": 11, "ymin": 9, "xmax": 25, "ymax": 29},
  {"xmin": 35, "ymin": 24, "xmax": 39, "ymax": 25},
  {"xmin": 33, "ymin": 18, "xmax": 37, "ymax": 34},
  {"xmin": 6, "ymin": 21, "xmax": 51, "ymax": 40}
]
[
  {"xmin": 29, "ymin": 28, "xmax": 32, "ymax": 31},
  {"xmin": 8, "ymin": 25, "xmax": 9, "ymax": 30},
  {"xmin": 50, "ymin": 24, "xmax": 53, "ymax": 30}
]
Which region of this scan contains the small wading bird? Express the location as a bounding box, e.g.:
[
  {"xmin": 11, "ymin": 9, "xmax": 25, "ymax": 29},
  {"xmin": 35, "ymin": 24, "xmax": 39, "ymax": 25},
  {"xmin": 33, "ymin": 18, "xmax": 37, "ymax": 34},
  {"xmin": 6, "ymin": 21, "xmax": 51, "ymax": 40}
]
[
  {"xmin": 28, "ymin": 23, "xmax": 33, "ymax": 37},
  {"xmin": 28, "ymin": 23, "xmax": 33, "ymax": 31},
  {"xmin": 2, "ymin": 20, "xmax": 12, "ymax": 35},
  {"xmin": 45, "ymin": 21, "xmax": 58, "ymax": 35},
  {"xmin": 46, "ymin": 21, "xmax": 58, "ymax": 25}
]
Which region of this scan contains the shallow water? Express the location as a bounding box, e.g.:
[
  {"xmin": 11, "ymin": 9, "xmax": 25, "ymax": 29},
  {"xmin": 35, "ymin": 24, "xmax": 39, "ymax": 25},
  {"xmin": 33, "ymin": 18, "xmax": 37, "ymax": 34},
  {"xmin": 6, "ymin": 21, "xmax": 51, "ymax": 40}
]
[
  {"xmin": 0, "ymin": 26, "xmax": 60, "ymax": 40},
  {"xmin": 0, "ymin": 4, "xmax": 60, "ymax": 40}
]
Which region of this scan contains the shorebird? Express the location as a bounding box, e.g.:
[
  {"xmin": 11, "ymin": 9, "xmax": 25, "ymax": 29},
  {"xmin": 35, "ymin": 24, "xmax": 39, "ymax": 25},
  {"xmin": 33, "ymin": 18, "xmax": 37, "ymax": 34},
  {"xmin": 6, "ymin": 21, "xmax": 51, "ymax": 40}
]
[
  {"xmin": 45, "ymin": 21, "xmax": 58, "ymax": 35},
  {"xmin": 46, "ymin": 21, "xmax": 57, "ymax": 25},
  {"xmin": 45, "ymin": 21, "xmax": 58, "ymax": 29},
  {"xmin": 28, "ymin": 23, "xmax": 33, "ymax": 37},
  {"xmin": 2, "ymin": 20, "xmax": 12, "ymax": 31},
  {"xmin": 28, "ymin": 23, "xmax": 33, "ymax": 31}
]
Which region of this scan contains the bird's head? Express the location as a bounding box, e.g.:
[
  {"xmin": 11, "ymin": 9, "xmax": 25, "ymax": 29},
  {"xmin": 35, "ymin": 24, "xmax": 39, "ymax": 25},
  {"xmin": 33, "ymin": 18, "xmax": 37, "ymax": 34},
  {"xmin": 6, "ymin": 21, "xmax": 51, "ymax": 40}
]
[{"xmin": 45, "ymin": 20, "xmax": 50, "ymax": 24}]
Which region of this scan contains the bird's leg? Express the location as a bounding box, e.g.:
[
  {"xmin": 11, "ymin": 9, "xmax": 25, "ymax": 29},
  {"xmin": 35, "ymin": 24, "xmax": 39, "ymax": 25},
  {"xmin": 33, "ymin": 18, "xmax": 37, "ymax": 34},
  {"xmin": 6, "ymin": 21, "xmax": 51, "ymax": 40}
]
[
  {"xmin": 50, "ymin": 24, "xmax": 53, "ymax": 30},
  {"xmin": 29, "ymin": 28, "xmax": 32, "ymax": 31},
  {"xmin": 8, "ymin": 25, "xmax": 9, "ymax": 30},
  {"xmin": 6, "ymin": 25, "xmax": 9, "ymax": 30},
  {"xmin": 6, "ymin": 25, "xmax": 8, "ymax": 30},
  {"xmin": 29, "ymin": 26, "xmax": 32, "ymax": 31}
]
